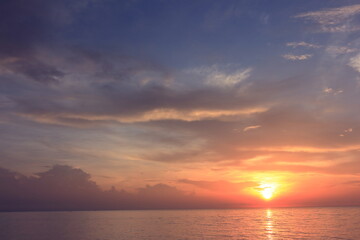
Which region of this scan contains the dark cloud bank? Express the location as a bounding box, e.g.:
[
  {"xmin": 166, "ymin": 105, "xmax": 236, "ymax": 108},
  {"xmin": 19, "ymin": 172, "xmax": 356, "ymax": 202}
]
[{"xmin": 0, "ymin": 165, "xmax": 226, "ymax": 212}]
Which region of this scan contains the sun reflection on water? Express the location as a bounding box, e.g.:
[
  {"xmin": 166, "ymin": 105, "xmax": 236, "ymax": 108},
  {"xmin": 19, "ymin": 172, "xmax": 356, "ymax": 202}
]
[{"xmin": 265, "ymin": 209, "xmax": 273, "ymax": 240}]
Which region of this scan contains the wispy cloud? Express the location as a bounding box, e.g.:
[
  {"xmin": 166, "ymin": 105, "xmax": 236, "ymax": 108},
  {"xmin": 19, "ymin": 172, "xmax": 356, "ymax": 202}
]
[
  {"xmin": 285, "ymin": 42, "xmax": 357, "ymax": 56},
  {"xmin": 187, "ymin": 65, "xmax": 252, "ymax": 87},
  {"xmin": 323, "ymin": 87, "xmax": 344, "ymax": 95},
  {"xmin": 237, "ymin": 145, "xmax": 360, "ymax": 154},
  {"xmin": 295, "ymin": 4, "xmax": 360, "ymax": 32},
  {"xmin": 349, "ymin": 54, "xmax": 360, "ymax": 72},
  {"xmin": 243, "ymin": 125, "xmax": 261, "ymax": 132},
  {"xmin": 18, "ymin": 107, "xmax": 268, "ymax": 125},
  {"xmin": 0, "ymin": 57, "xmax": 65, "ymax": 84},
  {"xmin": 282, "ymin": 54, "xmax": 312, "ymax": 61},
  {"xmin": 286, "ymin": 42, "xmax": 320, "ymax": 49},
  {"xmin": 326, "ymin": 46, "xmax": 358, "ymax": 55},
  {"xmin": 339, "ymin": 128, "xmax": 353, "ymax": 137}
]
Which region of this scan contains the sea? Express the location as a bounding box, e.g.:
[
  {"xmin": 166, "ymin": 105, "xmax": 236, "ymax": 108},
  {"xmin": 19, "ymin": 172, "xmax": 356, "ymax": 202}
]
[{"xmin": 1, "ymin": 207, "xmax": 359, "ymax": 240}]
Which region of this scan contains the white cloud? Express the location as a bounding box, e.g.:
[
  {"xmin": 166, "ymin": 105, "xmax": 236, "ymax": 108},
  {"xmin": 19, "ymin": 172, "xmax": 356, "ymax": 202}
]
[
  {"xmin": 286, "ymin": 42, "xmax": 320, "ymax": 49},
  {"xmin": 286, "ymin": 42, "xmax": 357, "ymax": 56},
  {"xmin": 349, "ymin": 54, "xmax": 360, "ymax": 72},
  {"xmin": 320, "ymin": 25, "xmax": 360, "ymax": 33},
  {"xmin": 340, "ymin": 128, "xmax": 353, "ymax": 137},
  {"xmin": 295, "ymin": 4, "xmax": 360, "ymax": 24},
  {"xmin": 323, "ymin": 87, "xmax": 333, "ymax": 93},
  {"xmin": 323, "ymin": 88, "xmax": 343, "ymax": 95},
  {"xmin": 282, "ymin": 54, "xmax": 312, "ymax": 61},
  {"xmin": 326, "ymin": 46, "xmax": 358, "ymax": 55},
  {"xmin": 243, "ymin": 125, "xmax": 261, "ymax": 132},
  {"xmin": 295, "ymin": 4, "xmax": 360, "ymax": 32},
  {"xmin": 188, "ymin": 65, "xmax": 252, "ymax": 87},
  {"xmin": 345, "ymin": 128, "xmax": 353, "ymax": 133}
]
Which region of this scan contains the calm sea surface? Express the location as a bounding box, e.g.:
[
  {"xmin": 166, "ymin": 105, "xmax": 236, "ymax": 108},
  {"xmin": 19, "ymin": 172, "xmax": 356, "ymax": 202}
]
[{"xmin": 1, "ymin": 207, "xmax": 359, "ymax": 240}]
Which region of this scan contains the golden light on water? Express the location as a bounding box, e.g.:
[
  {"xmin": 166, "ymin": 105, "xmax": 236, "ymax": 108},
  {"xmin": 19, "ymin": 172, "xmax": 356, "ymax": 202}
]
[{"xmin": 265, "ymin": 209, "xmax": 274, "ymax": 240}]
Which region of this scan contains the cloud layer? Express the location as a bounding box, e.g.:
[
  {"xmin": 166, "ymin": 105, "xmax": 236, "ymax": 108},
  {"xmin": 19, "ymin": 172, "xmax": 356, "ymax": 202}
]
[{"xmin": 1, "ymin": 0, "xmax": 360, "ymax": 209}]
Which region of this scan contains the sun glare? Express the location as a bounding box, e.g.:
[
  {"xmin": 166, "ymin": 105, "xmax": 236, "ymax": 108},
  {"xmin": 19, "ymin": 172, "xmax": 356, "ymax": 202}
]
[{"xmin": 259, "ymin": 183, "xmax": 277, "ymax": 200}]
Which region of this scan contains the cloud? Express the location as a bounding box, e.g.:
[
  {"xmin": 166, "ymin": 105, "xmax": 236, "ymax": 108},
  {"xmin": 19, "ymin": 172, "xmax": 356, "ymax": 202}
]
[
  {"xmin": 236, "ymin": 146, "xmax": 360, "ymax": 154},
  {"xmin": 243, "ymin": 125, "xmax": 261, "ymax": 132},
  {"xmin": 1, "ymin": 0, "xmax": 360, "ymax": 210},
  {"xmin": 0, "ymin": 0, "xmax": 94, "ymax": 84},
  {"xmin": 295, "ymin": 4, "xmax": 360, "ymax": 32},
  {"xmin": 143, "ymin": 100, "xmax": 360, "ymax": 172},
  {"xmin": 187, "ymin": 65, "xmax": 252, "ymax": 87},
  {"xmin": 282, "ymin": 54, "xmax": 312, "ymax": 61},
  {"xmin": 286, "ymin": 42, "xmax": 320, "ymax": 49},
  {"xmin": 1, "ymin": 0, "xmax": 360, "ymax": 183},
  {"xmin": 326, "ymin": 46, "xmax": 358, "ymax": 55},
  {"xmin": 0, "ymin": 51, "xmax": 266, "ymax": 127},
  {"xmin": 339, "ymin": 128, "xmax": 353, "ymax": 137},
  {"xmin": 0, "ymin": 165, "xmax": 227, "ymax": 211},
  {"xmin": 322, "ymin": 87, "xmax": 343, "ymax": 95},
  {"xmin": 285, "ymin": 42, "xmax": 358, "ymax": 58},
  {"xmin": 0, "ymin": 57, "xmax": 65, "ymax": 83},
  {"xmin": 0, "ymin": 165, "xmax": 101, "ymax": 211},
  {"xmin": 5, "ymin": 67, "xmax": 359, "ymax": 176},
  {"xmin": 349, "ymin": 54, "xmax": 360, "ymax": 72},
  {"xmin": 18, "ymin": 107, "xmax": 268, "ymax": 125}
]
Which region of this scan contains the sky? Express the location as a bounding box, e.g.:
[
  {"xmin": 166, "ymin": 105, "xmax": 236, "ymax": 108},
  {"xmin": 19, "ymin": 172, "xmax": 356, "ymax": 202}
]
[{"xmin": 1, "ymin": 0, "xmax": 360, "ymax": 210}]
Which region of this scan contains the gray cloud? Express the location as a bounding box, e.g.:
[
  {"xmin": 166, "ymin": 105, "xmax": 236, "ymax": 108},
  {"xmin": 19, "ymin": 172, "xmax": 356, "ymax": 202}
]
[
  {"xmin": 0, "ymin": 0, "xmax": 94, "ymax": 84},
  {"xmin": 0, "ymin": 165, "xmax": 226, "ymax": 211},
  {"xmin": 1, "ymin": 57, "xmax": 65, "ymax": 84}
]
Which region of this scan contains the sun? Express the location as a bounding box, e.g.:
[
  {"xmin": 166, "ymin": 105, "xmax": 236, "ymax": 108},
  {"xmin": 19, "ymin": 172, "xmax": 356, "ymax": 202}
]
[{"xmin": 258, "ymin": 183, "xmax": 277, "ymax": 200}]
